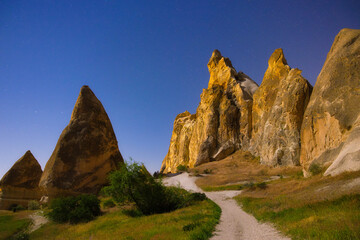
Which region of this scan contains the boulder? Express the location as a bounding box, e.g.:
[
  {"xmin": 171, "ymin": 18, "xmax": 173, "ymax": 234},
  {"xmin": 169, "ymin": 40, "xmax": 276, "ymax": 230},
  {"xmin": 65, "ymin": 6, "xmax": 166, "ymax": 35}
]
[
  {"xmin": 250, "ymin": 49, "xmax": 312, "ymax": 166},
  {"xmin": 300, "ymin": 28, "xmax": 360, "ymax": 176},
  {"xmin": 161, "ymin": 50, "xmax": 257, "ymax": 173},
  {"xmin": 0, "ymin": 151, "xmax": 42, "ymax": 210},
  {"xmin": 39, "ymin": 86, "xmax": 124, "ymax": 197}
]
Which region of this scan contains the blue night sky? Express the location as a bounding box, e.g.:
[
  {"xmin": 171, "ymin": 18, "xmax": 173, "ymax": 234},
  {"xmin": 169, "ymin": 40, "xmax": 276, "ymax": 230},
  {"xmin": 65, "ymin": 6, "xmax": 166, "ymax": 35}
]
[{"xmin": 0, "ymin": 0, "xmax": 359, "ymax": 177}]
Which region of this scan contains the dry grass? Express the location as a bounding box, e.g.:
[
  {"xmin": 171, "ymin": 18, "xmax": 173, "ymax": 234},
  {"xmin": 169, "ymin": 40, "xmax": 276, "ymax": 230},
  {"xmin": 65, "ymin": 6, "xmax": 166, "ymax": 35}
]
[
  {"xmin": 191, "ymin": 150, "xmax": 302, "ymax": 189},
  {"xmin": 190, "ymin": 150, "xmax": 360, "ymax": 239}
]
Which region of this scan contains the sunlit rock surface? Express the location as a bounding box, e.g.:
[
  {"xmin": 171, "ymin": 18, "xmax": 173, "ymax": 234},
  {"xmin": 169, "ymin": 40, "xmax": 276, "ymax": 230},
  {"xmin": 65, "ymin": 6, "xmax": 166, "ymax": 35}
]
[
  {"xmin": 300, "ymin": 28, "xmax": 360, "ymax": 176},
  {"xmin": 250, "ymin": 48, "xmax": 312, "ymax": 166},
  {"xmin": 161, "ymin": 50, "xmax": 258, "ymax": 173}
]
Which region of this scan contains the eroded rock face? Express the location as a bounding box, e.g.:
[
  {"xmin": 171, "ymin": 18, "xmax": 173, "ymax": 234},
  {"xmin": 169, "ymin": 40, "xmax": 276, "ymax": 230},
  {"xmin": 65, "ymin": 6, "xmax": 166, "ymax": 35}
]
[
  {"xmin": 250, "ymin": 49, "xmax": 312, "ymax": 166},
  {"xmin": 0, "ymin": 151, "xmax": 42, "ymax": 210},
  {"xmin": 300, "ymin": 28, "xmax": 360, "ymax": 176},
  {"xmin": 161, "ymin": 111, "xmax": 196, "ymax": 173},
  {"xmin": 39, "ymin": 86, "xmax": 124, "ymax": 197},
  {"xmin": 161, "ymin": 50, "xmax": 258, "ymax": 173}
]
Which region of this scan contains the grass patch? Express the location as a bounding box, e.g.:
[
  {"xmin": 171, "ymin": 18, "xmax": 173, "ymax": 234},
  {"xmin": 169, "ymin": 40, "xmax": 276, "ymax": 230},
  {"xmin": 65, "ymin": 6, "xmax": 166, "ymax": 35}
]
[
  {"xmin": 236, "ymin": 194, "xmax": 360, "ymax": 240},
  {"xmin": 0, "ymin": 210, "xmax": 32, "ymax": 240},
  {"xmin": 201, "ymin": 184, "xmax": 243, "ymax": 191},
  {"xmin": 30, "ymin": 199, "xmax": 220, "ymax": 240}
]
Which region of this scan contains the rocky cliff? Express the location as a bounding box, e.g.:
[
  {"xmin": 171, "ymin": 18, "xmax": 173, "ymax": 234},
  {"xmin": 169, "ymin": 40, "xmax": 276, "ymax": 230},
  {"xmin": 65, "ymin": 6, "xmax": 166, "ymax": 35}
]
[
  {"xmin": 161, "ymin": 50, "xmax": 258, "ymax": 173},
  {"xmin": 250, "ymin": 49, "xmax": 313, "ymax": 166},
  {"xmin": 300, "ymin": 28, "xmax": 360, "ymax": 176},
  {"xmin": 0, "ymin": 151, "xmax": 42, "ymax": 209},
  {"xmin": 162, "ymin": 29, "xmax": 359, "ymax": 176},
  {"xmin": 39, "ymin": 86, "xmax": 124, "ymax": 198}
]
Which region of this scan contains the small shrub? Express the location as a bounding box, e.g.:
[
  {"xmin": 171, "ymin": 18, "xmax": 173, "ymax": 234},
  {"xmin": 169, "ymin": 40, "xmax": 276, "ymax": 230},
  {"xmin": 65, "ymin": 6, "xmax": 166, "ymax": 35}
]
[
  {"xmin": 203, "ymin": 169, "xmax": 212, "ymax": 174},
  {"xmin": 256, "ymin": 182, "xmax": 267, "ymax": 190},
  {"xmin": 244, "ymin": 182, "xmax": 256, "ymax": 190},
  {"xmin": 153, "ymin": 171, "xmax": 163, "ymax": 179},
  {"xmin": 177, "ymin": 165, "xmax": 188, "ymax": 173},
  {"xmin": 48, "ymin": 194, "xmax": 100, "ymax": 224},
  {"xmin": 28, "ymin": 200, "xmax": 40, "ymax": 210},
  {"xmin": 103, "ymin": 161, "xmax": 194, "ymax": 215},
  {"xmin": 9, "ymin": 204, "xmax": 25, "ymax": 212},
  {"xmin": 188, "ymin": 192, "xmax": 207, "ymax": 202},
  {"xmin": 101, "ymin": 198, "xmax": 116, "ymax": 209},
  {"xmin": 309, "ymin": 164, "xmax": 322, "ymax": 175},
  {"xmin": 122, "ymin": 208, "xmax": 143, "ymax": 217},
  {"xmin": 10, "ymin": 232, "xmax": 29, "ymax": 240}
]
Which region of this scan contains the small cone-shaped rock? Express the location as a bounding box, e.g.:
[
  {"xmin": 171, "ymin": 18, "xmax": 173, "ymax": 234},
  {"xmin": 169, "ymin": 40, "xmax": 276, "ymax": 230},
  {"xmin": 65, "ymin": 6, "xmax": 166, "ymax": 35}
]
[
  {"xmin": 161, "ymin": 50, "xmax": 258, "ymax": 173},
  {"xmin": 39, "ymin": 86, "xmax": 124, "ymax": 198},
  {"xmin": 300, "ymin": 28, "xmax": 360, "ymax": 176},
  {"xmin": 0, "ymin": 151, "xmax": 43, "ymax": 210},
  {"xmin": 250, "ymin": 48, "xmax": 312, "ymax": 166}
]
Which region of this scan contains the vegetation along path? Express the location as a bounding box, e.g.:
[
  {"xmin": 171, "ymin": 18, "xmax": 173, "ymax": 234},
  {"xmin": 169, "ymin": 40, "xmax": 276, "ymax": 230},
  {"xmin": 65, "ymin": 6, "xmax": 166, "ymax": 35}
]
[{"xmin": 164, "ymin": 172, "xmax": 290, "ymax": 240}]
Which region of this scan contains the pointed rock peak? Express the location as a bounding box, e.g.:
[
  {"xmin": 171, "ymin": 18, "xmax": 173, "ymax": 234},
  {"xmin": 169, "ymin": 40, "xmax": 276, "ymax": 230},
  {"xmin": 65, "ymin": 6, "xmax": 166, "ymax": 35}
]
[
  {"xmin": 13, "ymin": 150, "xmax": 39, "ymax": 168},
  {"xmin": 70, "ymin": 85, "xmax": 105, "ymax": 122},
  {"xmin": 0, "ymin": 151, "xmax": 42, "ymax": 188},
  {"xmin": 207, "ymin": 49, "xmax": 234, "ymax": 71},
  {"xmin": 176, "ymin": 110, "xmax": 189, "ymax": 118},
  {"xmin": 268, "ymin": 48, "xmax": 288, "ymax": 68},
  {"xmin": 262, "ymin": 48, "xmax": 291, "ymax": 83}
]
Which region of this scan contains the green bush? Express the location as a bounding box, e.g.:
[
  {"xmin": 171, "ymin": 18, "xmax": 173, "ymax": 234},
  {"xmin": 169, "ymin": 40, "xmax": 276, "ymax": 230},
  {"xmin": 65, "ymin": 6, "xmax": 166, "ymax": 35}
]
[
  {"xmin": 153, "ymin": 171, "xmax": 163, "ymax": 179},
  {"xmin": 103, "ymin": 161, "xmax": 205, "ymax": 215},
  {"xmin": 9, "ymin": 204, "xmax": 25, "ymax": 212},
  {"xmin": 101, "ymin": 198, "xmax": 116, "ymax": 209},
  {"xmin": 28, "ymin": 200, "xmax": 40, "ymax": 210},
  {"xmin": 48, "ymin": 194, "xmax": 100, "ymax": 224},
  {"xmin": 176, "ymin": 164, "xmax": 188, "ymax": 172},
  {"xmin": 9, "ymin": 232, "xmax": 29, "ymax": 240},
  {"xmin": 309, "ymin": 164, "xmax": 322, "ymax": 175}
]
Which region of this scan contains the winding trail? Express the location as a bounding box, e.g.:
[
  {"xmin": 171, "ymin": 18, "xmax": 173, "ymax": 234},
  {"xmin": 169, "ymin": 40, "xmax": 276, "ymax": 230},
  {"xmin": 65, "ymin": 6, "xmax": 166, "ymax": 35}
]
[
  {"xmin": 29, "ymin": 211, "xmax": 48, "ymax": 233},
  {"xmin": 164, "ymin": 172, "xmax": 290, "ymax": 240}
]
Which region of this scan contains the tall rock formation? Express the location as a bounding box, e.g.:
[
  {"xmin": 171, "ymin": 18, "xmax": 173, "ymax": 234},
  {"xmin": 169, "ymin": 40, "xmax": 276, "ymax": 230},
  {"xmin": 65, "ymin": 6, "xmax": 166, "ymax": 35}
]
[
  {"xmin": 0, "ymin": 151, "xmax": 42, "ymax": 210},
  {"xmin": 161, "ymin": 50, "xmax": 258, "ymax": 173},
  {"xmin": 250, "ymin": 49, "xmax": 313, "ymax": 166},
  {"xmin": 300, "ymin": 28, "xmax": 360, "ymax": 176},
  {"xmin": 39, "ymin": 86, "xmax": 124, "ymax": 197}
]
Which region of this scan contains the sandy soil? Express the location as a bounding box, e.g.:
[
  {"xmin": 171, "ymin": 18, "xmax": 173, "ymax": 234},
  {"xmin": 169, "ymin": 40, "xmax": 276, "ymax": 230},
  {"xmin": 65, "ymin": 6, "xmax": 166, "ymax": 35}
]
[
  {"xmin": 29, "ymin": 211, "xmax": 48, "ymax": 233},
  {"xmin": 164, "ymin": 172, "xmax": 290, "ymax": 240}
]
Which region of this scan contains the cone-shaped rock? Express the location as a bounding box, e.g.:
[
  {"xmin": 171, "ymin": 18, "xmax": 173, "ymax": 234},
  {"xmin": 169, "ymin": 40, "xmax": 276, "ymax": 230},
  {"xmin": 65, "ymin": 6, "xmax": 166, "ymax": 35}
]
[
  {"xmin": 39, "ymin": 86, "xmax": 124, "ymax": 197},
  {"xmin": 300, "ymin": 28, "xmax": 360, "ymax": 176},
  {"xmin": 250, "ymin": 48, "xmax": 312, "ymax": 166},
  {"xmin": 161, "ymin": 50, "xmax": 258, "ymax": 173},
  {"xmin": 0, "ymin": 151, "xmax": 42, "ymax": 209}
]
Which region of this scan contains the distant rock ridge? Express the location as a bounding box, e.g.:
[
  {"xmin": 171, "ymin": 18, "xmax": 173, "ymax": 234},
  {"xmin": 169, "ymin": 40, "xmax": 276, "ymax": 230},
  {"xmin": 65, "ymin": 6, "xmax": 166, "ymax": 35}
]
[
  {"xmin": 39, "ymin": 85, "xmax": 124, "ymax": 198},
  {"xmin": 161, "ymin": 28, "xmax": 360, "ymax": 177},
  {"xmin": 161, "ymin": 50, "xmax": 258, "ymax": 173},
  {"xmin": 0, "ymin": 151, "xmax": 42, "ymax": 210}
]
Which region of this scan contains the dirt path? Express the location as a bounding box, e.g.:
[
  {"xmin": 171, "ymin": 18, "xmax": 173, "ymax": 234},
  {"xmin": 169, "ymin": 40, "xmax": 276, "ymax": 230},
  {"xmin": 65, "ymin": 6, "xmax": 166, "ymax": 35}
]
[
  {"xmin": 29, "ymin": 211, "xmax": 48, "ymax": 233},
  {"xmin": 164, "ymin": 172, "xmax": 290, "ymax": 240}
]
